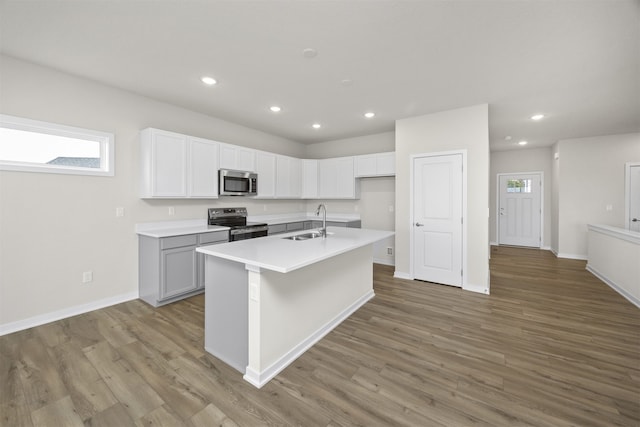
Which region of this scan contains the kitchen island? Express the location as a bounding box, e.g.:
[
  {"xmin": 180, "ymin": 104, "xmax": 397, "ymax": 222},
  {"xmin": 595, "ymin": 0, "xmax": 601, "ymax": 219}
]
[{"xmin": 196, "ymin": 226, "xmax": 394, "ymax": 388}]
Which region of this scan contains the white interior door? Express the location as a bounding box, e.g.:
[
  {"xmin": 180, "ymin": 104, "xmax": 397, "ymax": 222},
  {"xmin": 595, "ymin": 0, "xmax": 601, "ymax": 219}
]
[
  {"xmin": 627, "ymin": 163, "xmax": 640, "ymax": 232},
  {"xmin": 413, "ymin": 154, "xmax": 463, "ymax": 287},
  {"xmin": 498, "ymin": 173, "xmax": 541, "ymax": 247}
]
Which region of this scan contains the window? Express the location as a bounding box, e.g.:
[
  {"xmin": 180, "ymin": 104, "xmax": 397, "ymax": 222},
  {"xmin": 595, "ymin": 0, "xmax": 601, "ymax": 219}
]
[
  {"xmin": 0, "ymin": 114, "xmax": 114, "ymax": 176},
  {"xmin": 506, "ymin": 178, "xmax": 532, "ymax": 193}
]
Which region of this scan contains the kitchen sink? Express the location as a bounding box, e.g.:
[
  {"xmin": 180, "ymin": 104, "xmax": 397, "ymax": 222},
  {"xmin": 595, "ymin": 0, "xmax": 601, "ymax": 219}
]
[{"xmin": 282, "ymin": 231, "xmax": 330, "ymax": 241}]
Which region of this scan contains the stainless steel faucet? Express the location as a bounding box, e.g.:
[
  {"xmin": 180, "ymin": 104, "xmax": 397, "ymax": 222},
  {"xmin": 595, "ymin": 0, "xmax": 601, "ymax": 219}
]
[{"xmin": 316, "ymin": 203, "xmax": 327, "ymax": 238}]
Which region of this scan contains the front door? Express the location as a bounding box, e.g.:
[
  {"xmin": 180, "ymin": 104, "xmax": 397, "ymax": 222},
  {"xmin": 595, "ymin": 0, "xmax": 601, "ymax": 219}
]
[
  {"xmin": 627, "ymin": 163, "xmax": 640, "ymax": 232},
  {"xmin": 413, "ymin": 153, "xmax": 463, "ymax": 287},
  {"xmin": 498, "ymin": 173, "xmax": 542, "ymax": 247}
]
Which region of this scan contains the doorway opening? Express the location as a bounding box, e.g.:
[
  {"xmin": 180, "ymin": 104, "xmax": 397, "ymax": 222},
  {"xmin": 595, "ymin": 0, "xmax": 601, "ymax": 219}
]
[
  {"xmin": 411, "ymin": 151, "xmax": 465, "ymax": 287},
  {"xmin": 497, "ymin": 172, "xmax": 543, "ymax": 248}
]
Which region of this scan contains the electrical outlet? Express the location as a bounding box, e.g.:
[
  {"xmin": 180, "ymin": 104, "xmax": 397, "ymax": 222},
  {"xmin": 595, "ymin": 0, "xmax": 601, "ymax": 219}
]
[
  {"xmin": 115, "ymin": 207, "xmax": 124, "ymax": 217},
  {"xmin": 82, "ymin": 271, "xmax": 93, "ymax": 283},
  {"xmin": 387, "ymin": 247, "xmax": 393, "ymax": 255},
  {"xmin": 168, "ymin": 206, "xmax": 175, "ymax": 216}
]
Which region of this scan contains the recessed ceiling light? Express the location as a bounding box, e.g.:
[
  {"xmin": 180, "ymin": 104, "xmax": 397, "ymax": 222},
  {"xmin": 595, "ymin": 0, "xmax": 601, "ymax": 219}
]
[
  {"xmin": 269, "ymin": 106, "xmax": 282, "ymax": 113},
  {"xmin": 302, "ymin": 48, "xmax": 318, "ymax": 59},
  {"xmin": 201, "ymin": 76, "xmax": 217, "ymax": 86},
  {"xmin": 518, "ymin": 140, "xmax": 528, "ymax": 146},
  {"xmin": 312, "ymin": 123, "xmax": 321, "ymax": 129},
  {"xmin": 531, "ymin": 114, "xmax": 545, "ymax": 121},
  {"xmin": 364, "ymin": 112, "xmax": 375, "ymax": 119}
]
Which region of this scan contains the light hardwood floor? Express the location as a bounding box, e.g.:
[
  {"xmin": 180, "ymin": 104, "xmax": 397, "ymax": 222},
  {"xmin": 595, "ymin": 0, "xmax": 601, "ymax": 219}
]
[{"xmin": 1, "ymin": 246, "xmax": 638, "ymax": 426}]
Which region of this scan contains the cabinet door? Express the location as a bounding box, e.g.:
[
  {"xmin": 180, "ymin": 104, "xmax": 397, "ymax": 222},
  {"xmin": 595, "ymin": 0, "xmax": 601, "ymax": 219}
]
[
  {"xmin": 152, "ymin": 130, "xmax": 188, "ymax": 197},
  {"xmin": 160, "ymin": 246, "xmax": 197, "ymax": 300},
  {"xmin": 355, "ymin": 155, "xmax": 377, "ymax": 177},
  {"xmin": 302, "ymin": 159, "xmax": 319, "ymax": 198},
  {"xmin": 320, "ymin": 157, "xmax": 356, "ymax": 198},
  {"xmin": 336, "ymin": 157, "xmax": 356, "ymax": 198},
  {"xmin": 189, "ymin": 137, "xmax": 218, "ymax": 198},
  {"xmin": 237, "ymin": 147, "xmax": 256, "ymax": 172},
  {"xmin": 256, "ymin": 151, "xmax": 276, "ymax": 198},
  {"xmin": 219, "ymin": 144, "xmax": 237, "ymax": 170},
  {"xmin": 219, "ymin": 144, "xmax": 256, "ymax": 171},
  {"xmin": 376, "ymin": 152, "xmax": 395, "ymax": 176},
  {"xmin": 276, "ymin": 155, "xmax": 302, "ymax": 198},
  {"xmin": 318, "ymin": 159, "xmax": 338, "ymax": 198}
]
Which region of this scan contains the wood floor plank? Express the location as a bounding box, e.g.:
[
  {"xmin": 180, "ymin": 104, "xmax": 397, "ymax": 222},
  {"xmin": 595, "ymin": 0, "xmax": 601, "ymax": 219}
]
[
  {"xmin": 0, "ymin": 245, "xmax": 637, "ymax": 426},
  {"xmin": 30, "ymin": 395, "xmax": 84, "ymax": 427},
  {"xmin": 49, "ymin": 342, "xmax": 118, "ymax": 421},
  {"xmin": 84, "ymin": 341, "xmax": 165, "ymax": 421}
]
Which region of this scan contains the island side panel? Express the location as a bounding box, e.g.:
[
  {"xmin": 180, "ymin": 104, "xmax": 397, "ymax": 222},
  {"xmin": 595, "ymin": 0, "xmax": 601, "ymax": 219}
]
[
  {"xmin": 246, "ymin": 245, "xmax": 374, "ymax": 386},
  {"xmin": 204, "ymin": 256, "xmax": 248, "ymax": 373}
]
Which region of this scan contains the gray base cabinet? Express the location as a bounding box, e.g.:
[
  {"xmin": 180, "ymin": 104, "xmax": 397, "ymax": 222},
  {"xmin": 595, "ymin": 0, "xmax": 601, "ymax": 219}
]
[
  {"xmin": 269, "ymin": 219, "xmax": 361, "ymax": 235},
  {"xmin": 139, "ymin": 230, "xmax": 228, "ymax": 307},
  {"xmin": 310, "ymin": 220, "xmax": 362, "ymax": 229}
]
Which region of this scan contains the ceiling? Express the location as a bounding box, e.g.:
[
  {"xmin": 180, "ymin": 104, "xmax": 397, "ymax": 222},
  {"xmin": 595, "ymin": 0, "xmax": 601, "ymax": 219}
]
[{"xmin": 1, "ymin": 1, "xmax": 638, "ymax": 150}]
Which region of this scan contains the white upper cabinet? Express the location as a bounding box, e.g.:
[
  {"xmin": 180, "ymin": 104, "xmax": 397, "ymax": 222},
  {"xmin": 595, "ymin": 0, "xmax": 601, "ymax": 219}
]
[
  {"xmin": 255, "ymin": 151, "xmax": 276, "ymax": 198},
  {"xmin": 355, "ymin": 152, "xmax": 395, "ymax": 177},
  {"xmin": 140, "ymin": 128, "xmax": 218, "ymax": 199},
  {"xmin": 219, "ymin": 143, "xmax": 256, "ymax": 172},
  {"xmin": 189, "ymin": 137, "xmax": 219, "ymax": 198},
  {"xmin": 140, "ymin": 128, "xmax": 187, "ymax": 198},
  {"xmin": 318, "ymin": 157, "xmax": 359, "ymax": 199},
  {"xmin": 140, "ymin": 127, "xmax": 393, "ymax": 200},
  {"xmin": 276, "ymin": 155, "xmax": 302, "ymax": 198},
  {"xmin": 301, "ymin": 159, "xmax": 319, "ymax": 199}
]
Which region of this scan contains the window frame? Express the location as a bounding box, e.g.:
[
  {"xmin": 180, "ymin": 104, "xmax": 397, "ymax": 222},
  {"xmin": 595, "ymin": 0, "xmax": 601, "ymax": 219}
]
[{"xmin": 0, "ymin": 114, "xmax": 115, "ymax": 177}]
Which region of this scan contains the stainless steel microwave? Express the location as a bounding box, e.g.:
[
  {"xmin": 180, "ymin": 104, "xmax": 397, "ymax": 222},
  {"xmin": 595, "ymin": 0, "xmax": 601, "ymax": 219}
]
[{"xmin": 219, "ymin": 169, "xmax": 258, "ymax": 196}]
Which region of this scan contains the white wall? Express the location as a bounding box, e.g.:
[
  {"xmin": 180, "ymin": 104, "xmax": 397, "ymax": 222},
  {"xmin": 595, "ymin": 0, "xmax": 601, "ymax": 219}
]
[
  {"xmin": 490, "ymin": 147, "xmax": 552, "ymax": 247},
  {"xmin": 553, "ymin": 133, "xmax": 640, "ymax": 259},
  {"xmin": 395, "ymin": 104, "xmax": 490, "ymax": 293},
  {"xmin": 305, "ymin": 131, "xmax": 395, "ymax": 158},
  {"xmin": 0, "ymin": 56, "xmax": 307, "ymax": 332}
]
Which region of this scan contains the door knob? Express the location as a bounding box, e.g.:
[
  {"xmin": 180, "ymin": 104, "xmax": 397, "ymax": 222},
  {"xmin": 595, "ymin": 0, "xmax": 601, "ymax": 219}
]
[
  {"xmin": 633, "ymin": 218, "xmax": 639, "ymax": 222},
  {"xmin": 415, "ymin": 222, "xmax": 424, "ymax": 227}
]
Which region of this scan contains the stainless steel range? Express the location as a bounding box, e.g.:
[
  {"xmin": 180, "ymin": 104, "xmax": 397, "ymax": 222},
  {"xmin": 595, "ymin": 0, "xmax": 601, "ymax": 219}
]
[{"xmin": 207, "ymin": 207, "xmax": 268, "ymax": 241}]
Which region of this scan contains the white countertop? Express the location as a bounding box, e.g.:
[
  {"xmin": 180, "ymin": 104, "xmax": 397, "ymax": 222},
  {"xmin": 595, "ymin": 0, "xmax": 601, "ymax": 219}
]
[
  {"xmin": 196, "ymin": 226, "xmax": 394, "ymax": 273},
  {"xmin": 135, "ymin": 213, "xmax": 360, "ymax": 238},
  {"xmin": 136, "ymin": 219, "xmax": 229, "ymax": 238}
]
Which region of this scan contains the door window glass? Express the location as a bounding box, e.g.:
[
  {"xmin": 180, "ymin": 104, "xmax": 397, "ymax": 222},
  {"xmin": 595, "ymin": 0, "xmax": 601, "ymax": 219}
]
[{"xmin": 507, "ymin": 179, "xmax": 532, "ymax": 193}]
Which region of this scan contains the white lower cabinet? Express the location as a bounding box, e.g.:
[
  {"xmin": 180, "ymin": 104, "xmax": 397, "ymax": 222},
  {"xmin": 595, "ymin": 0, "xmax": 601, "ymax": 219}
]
[{"xmin": 139, "ymin": 230, "xmax": 228, "ymax": 307}]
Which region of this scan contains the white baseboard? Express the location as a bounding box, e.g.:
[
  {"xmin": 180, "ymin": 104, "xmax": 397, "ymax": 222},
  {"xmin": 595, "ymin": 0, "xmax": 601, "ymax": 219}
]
[
  {"xmin": 373, "ymin": 257, "xmax": 395, "ymax": 266},
  {"xmin": 0, "ymin": 291, "xmax": 139, "ymax": 336},
  {"xmin": 463, "ymin": 283, "xmax": 490, "ymax": 295},
  {"xmin": 393, "ymin": 271, "xmax": 412, "ymax": 280},
  {"xmin": 243, "ymin": 290, "xmax": 375, "ymax": 389},
  {"xmin": 586, "ymin": 265, "xmax": 640, "ymax": 308},
  {"xmin": 556, "ymin": 252, "xmax": 588, "ymax": 260}
]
